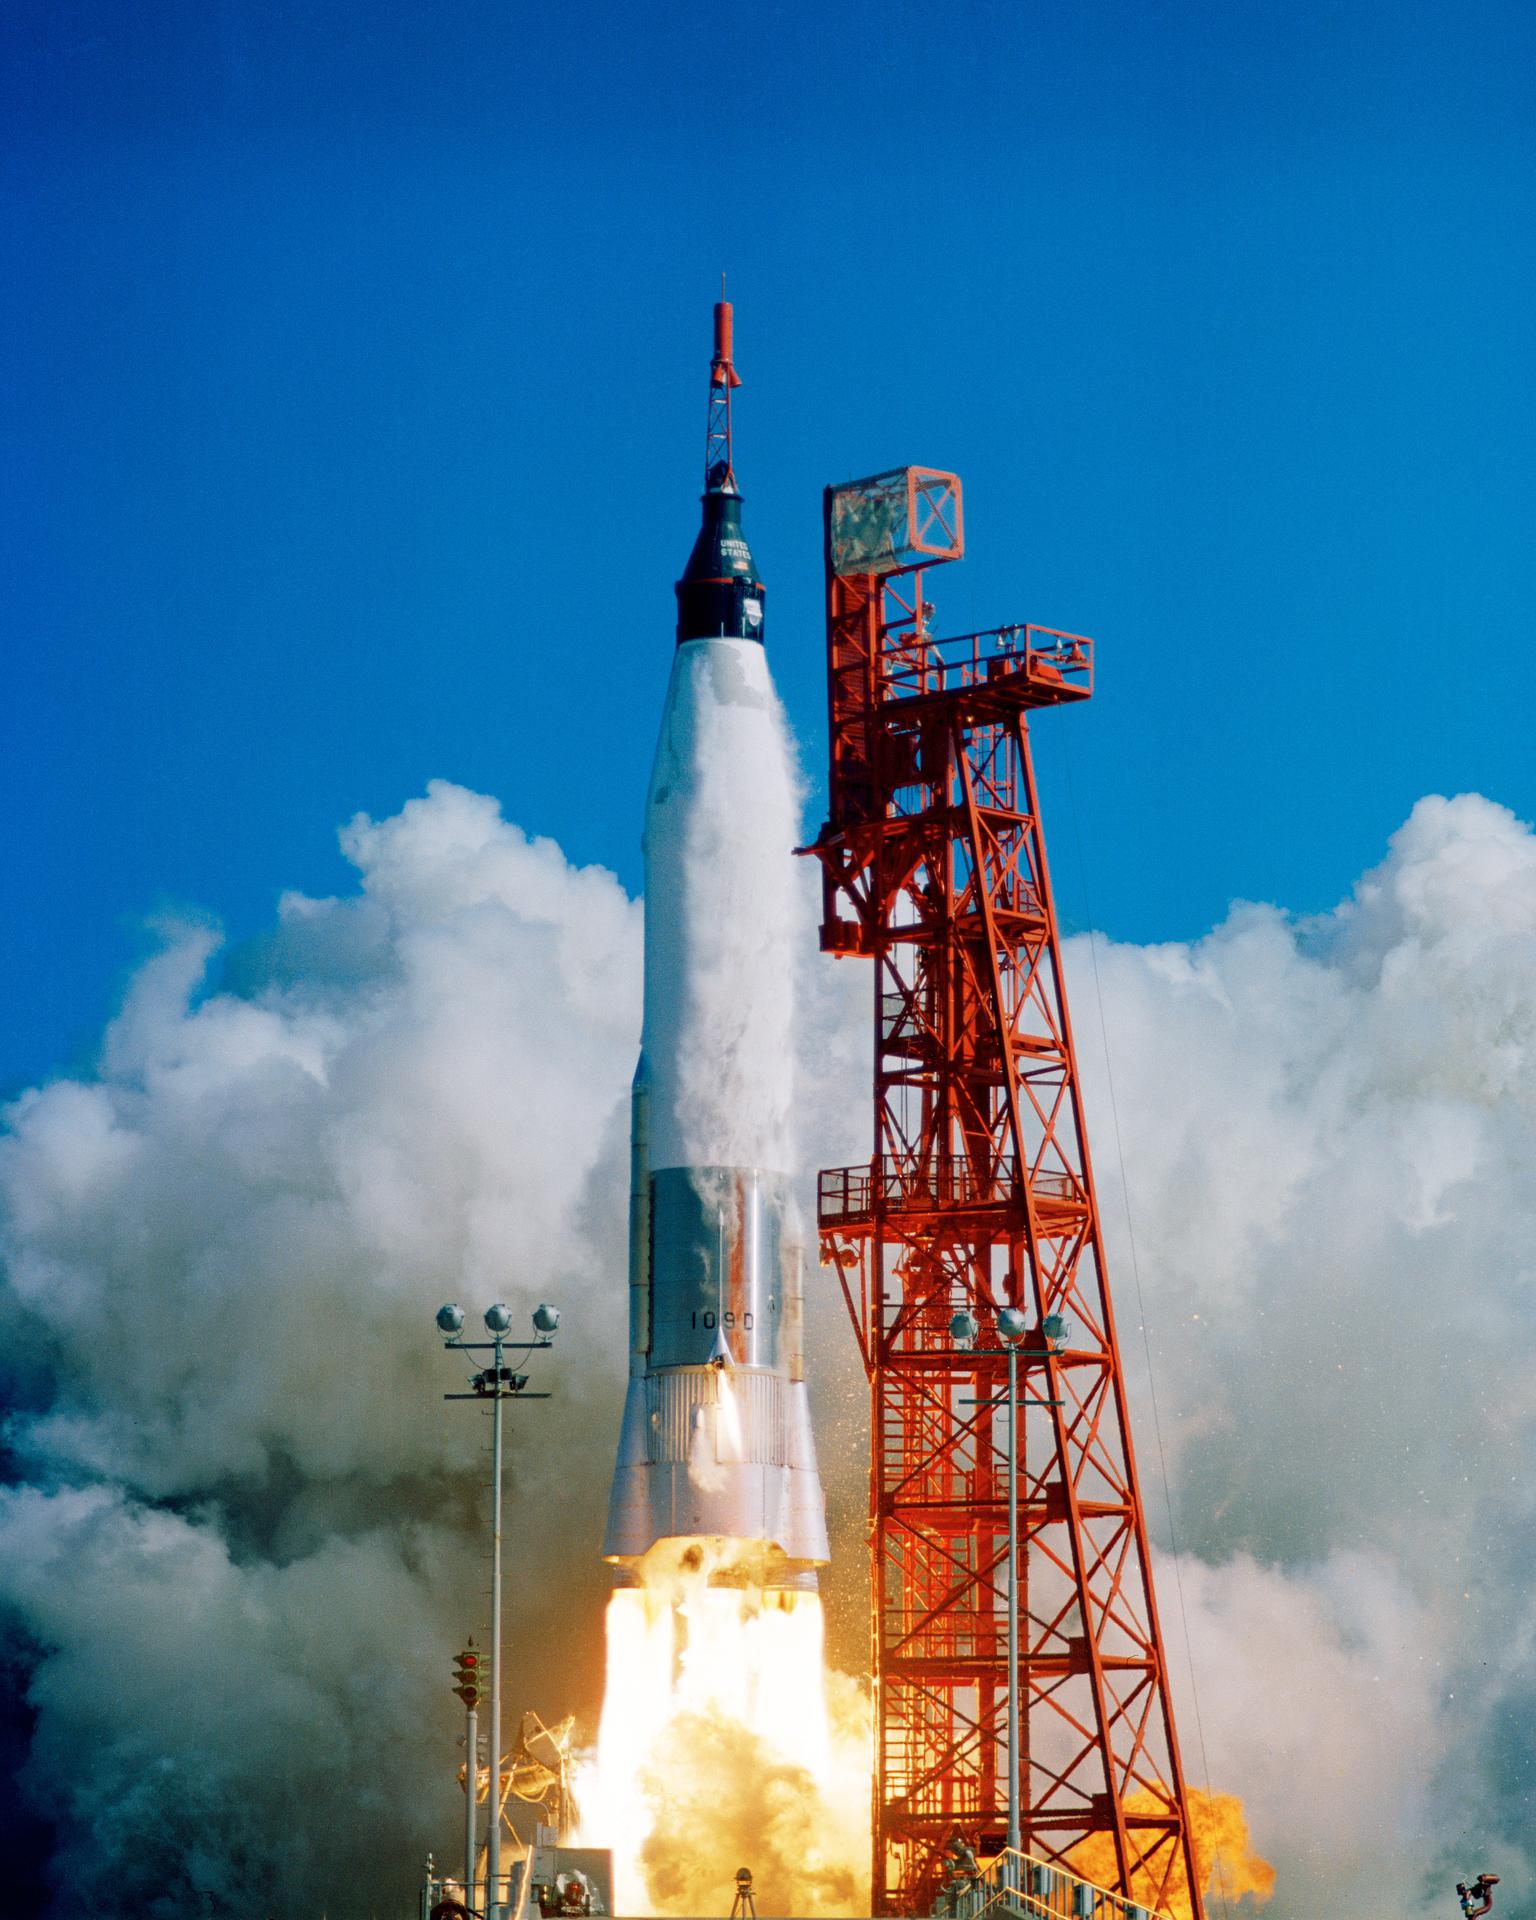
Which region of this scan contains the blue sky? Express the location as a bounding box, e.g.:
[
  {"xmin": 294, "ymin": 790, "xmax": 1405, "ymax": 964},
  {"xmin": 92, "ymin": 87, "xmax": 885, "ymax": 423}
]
[{"xmin": 5, "ymin": 0, "xmax": 1534, "ymax": 1089}]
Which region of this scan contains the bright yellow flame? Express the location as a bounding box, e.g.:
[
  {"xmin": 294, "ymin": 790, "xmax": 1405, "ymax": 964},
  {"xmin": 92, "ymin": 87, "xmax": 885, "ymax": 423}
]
[
  {"xmin": 1067, "ymin": 1787, "xmax": 1276, "ymax": 1917},
  {"xmin": 574, "ymin": 1543, "xmax": 870, "ymax": 1917},
  {"xmin": 714, "ymin": 1369, "xmax": 744, "ymax": 1464}
]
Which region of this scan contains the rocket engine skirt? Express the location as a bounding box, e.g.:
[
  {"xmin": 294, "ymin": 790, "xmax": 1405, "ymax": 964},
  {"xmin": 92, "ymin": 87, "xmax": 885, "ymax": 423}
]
[
  {"xmin": 603, "ymin": 1367, "xmax": 827, "ymax": 1577},
  {"xmin": 603, "ymin": 1164, "xmax": 830, "ymax": 1577}
]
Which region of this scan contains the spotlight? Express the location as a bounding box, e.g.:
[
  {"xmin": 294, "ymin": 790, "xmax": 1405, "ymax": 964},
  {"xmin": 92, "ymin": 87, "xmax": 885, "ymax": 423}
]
[
  {"xmin": 996, "ymin": 1307, "xmax": 1027, "ymax": 1344},
  {"xmin": 532, "ymin": 1303, "xmax": 560, "ymax": 1335},
  {"xmin": 436, "ymin": 1303, "xmax": 465, "ymax": 1335},
  {"xmin": 948, "ymin": 1308, "xmax": 979, "ymax": 1349},
  {"xmin": 484, "ymin": 1303, "xmax": 514, "ymax": 1335}
]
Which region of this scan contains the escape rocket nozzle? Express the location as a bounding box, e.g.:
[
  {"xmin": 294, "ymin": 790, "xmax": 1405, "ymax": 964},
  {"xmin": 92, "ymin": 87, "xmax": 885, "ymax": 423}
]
[{"xmin": 711, "ymin": 300, "xmax": 742, "ymax": 392}]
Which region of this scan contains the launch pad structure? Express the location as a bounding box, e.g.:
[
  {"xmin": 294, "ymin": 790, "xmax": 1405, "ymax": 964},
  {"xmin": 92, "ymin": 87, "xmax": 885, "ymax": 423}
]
[{"xmin": 806, "ymin": 470, "xmax": 1205, "ymax": 1917}]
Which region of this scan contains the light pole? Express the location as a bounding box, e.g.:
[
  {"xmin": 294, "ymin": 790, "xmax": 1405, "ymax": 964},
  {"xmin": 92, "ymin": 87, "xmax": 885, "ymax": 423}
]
[
  {"xmin": 437, "ymin": 1299, "xmax": 561, "ymax": 1919},
  {"xmin": 950, "ymin": 1304, "xmax": 1067, "ymax": 1860}
]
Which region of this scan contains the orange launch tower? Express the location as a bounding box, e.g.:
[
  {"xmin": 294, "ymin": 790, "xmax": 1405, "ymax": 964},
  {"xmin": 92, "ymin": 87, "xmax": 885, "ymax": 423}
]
[{"xmin": 807, "ymin": 470, "xmax": 1204, "ymax": 1917}]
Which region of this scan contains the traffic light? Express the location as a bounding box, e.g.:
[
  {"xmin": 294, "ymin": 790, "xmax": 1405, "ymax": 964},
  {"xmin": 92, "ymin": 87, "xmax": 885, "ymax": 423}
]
[{"xmin": 453, "ymin": 1644, "xmax": 482, "ymax": 1708}]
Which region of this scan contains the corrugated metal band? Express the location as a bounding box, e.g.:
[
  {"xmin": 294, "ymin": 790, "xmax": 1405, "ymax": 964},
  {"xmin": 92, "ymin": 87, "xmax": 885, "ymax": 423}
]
[{"xmin": 644, "ymin": 1369, "xmax": 787, "ymax": 1465}]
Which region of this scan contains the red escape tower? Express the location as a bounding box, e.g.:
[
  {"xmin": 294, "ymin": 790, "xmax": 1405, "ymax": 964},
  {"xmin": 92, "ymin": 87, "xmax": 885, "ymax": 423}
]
[{"xmin": 806, "ymin": 470, "xmax": 1204, "ymax": 1917}]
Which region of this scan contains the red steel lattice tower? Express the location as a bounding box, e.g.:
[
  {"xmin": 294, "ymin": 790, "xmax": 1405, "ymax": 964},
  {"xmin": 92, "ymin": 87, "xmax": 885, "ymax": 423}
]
[{"xmin": 806, "ymin": 469, "xmax": 1205, "ymax": 1918}]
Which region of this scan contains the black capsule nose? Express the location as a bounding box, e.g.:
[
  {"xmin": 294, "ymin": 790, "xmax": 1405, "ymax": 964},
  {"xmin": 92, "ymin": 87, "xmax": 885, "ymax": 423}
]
[{"xmin": 675, "ymin": 489, "xmax": 766, "ymax": 645}]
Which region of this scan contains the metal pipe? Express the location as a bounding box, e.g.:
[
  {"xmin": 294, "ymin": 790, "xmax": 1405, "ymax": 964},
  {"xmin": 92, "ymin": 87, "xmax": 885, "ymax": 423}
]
[
  {"xmin": 1006, "ymin": 1340, "xmax": 1021, "ymax": 1856},
  {"xmin": 488, "ymin": 1331, "xmax": 505, "ymax": 1917},
  {"xmin": 627, "ymin": 1062, "xmax": 651, "ymax": 1379},
  {"xmin": 465, "ymin": 1700, "xmax": 478, "ymax": 1915}
]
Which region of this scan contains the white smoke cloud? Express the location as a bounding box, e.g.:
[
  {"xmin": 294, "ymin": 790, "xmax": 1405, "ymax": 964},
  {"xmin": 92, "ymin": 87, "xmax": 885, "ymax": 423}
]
[
  {"xmin": 1158, "ymin": 1550, "xmax": 1444, "ymax": 1914},
  {"xmin": 1068, "ymin": 793, "xmax": 1536, "ymax": 1917},
  {"xmin": 0, "ymin": 781, "xmax": 643, "ymax": 1917},
  {"xmin": 3, "ymin": 781, "xmax": 1534, "ymax": 1916}
]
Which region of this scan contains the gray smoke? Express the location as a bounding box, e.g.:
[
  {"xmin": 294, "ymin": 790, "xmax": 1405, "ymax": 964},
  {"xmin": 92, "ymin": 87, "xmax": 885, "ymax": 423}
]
[{"xmin": 3, "ymin": 780, "xmax": 1534, "ymax": 1916}]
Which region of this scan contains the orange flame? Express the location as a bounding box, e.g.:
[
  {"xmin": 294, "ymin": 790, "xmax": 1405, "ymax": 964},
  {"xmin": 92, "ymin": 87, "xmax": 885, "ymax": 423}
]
[
  {"xmin": 573, "ymin": 1543, "xmax": 871, "ymax": 1916},
  {"xmin": 1066, "ymin": 1788, "xmax": 1275, "ymax": 1917}
]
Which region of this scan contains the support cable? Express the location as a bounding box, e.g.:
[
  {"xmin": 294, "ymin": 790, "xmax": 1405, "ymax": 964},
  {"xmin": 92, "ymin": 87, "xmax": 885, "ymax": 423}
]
[{"xmin": 1058, "ymin": 746, "xmax": 1232, "ymax": 1920}]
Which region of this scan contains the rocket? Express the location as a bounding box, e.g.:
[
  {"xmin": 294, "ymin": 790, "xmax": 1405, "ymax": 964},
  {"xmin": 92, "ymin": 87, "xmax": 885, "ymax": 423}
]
[{"xmin": 602, "ymin": 302, "xmax": 830, "ymax": 1590}]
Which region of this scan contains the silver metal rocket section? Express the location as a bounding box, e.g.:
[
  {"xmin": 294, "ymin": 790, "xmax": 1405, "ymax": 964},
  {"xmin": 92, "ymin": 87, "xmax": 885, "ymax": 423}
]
[{"xmin": 604, "ymin": 1053, "xmax": 830, "ymax": 1583}]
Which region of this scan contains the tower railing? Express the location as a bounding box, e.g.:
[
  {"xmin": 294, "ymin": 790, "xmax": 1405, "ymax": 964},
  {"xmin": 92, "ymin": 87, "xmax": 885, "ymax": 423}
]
[
  {"xmin": 818, "ymin": 1159, "xmax": 1082, "ymax": 1226},
  {"xmin": 881, "ymin": 626, "xmax": 1094, "ymax": 704},
  {"xmin": 933, "ymin": 1848, "xmax": 1167, "ymax": 1920}
]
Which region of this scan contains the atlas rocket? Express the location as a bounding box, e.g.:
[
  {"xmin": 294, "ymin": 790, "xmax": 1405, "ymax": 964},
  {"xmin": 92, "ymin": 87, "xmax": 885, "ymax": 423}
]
[{"xmin": 602, "ymin": 303, "xmax": 830, "ymax": 1590}]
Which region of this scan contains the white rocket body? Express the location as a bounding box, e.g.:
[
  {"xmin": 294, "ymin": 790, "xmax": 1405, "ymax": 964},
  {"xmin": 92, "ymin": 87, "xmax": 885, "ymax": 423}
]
[{"xmin": 602, "ymin": 631, "xmax": 830, "ymax": 1588}]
